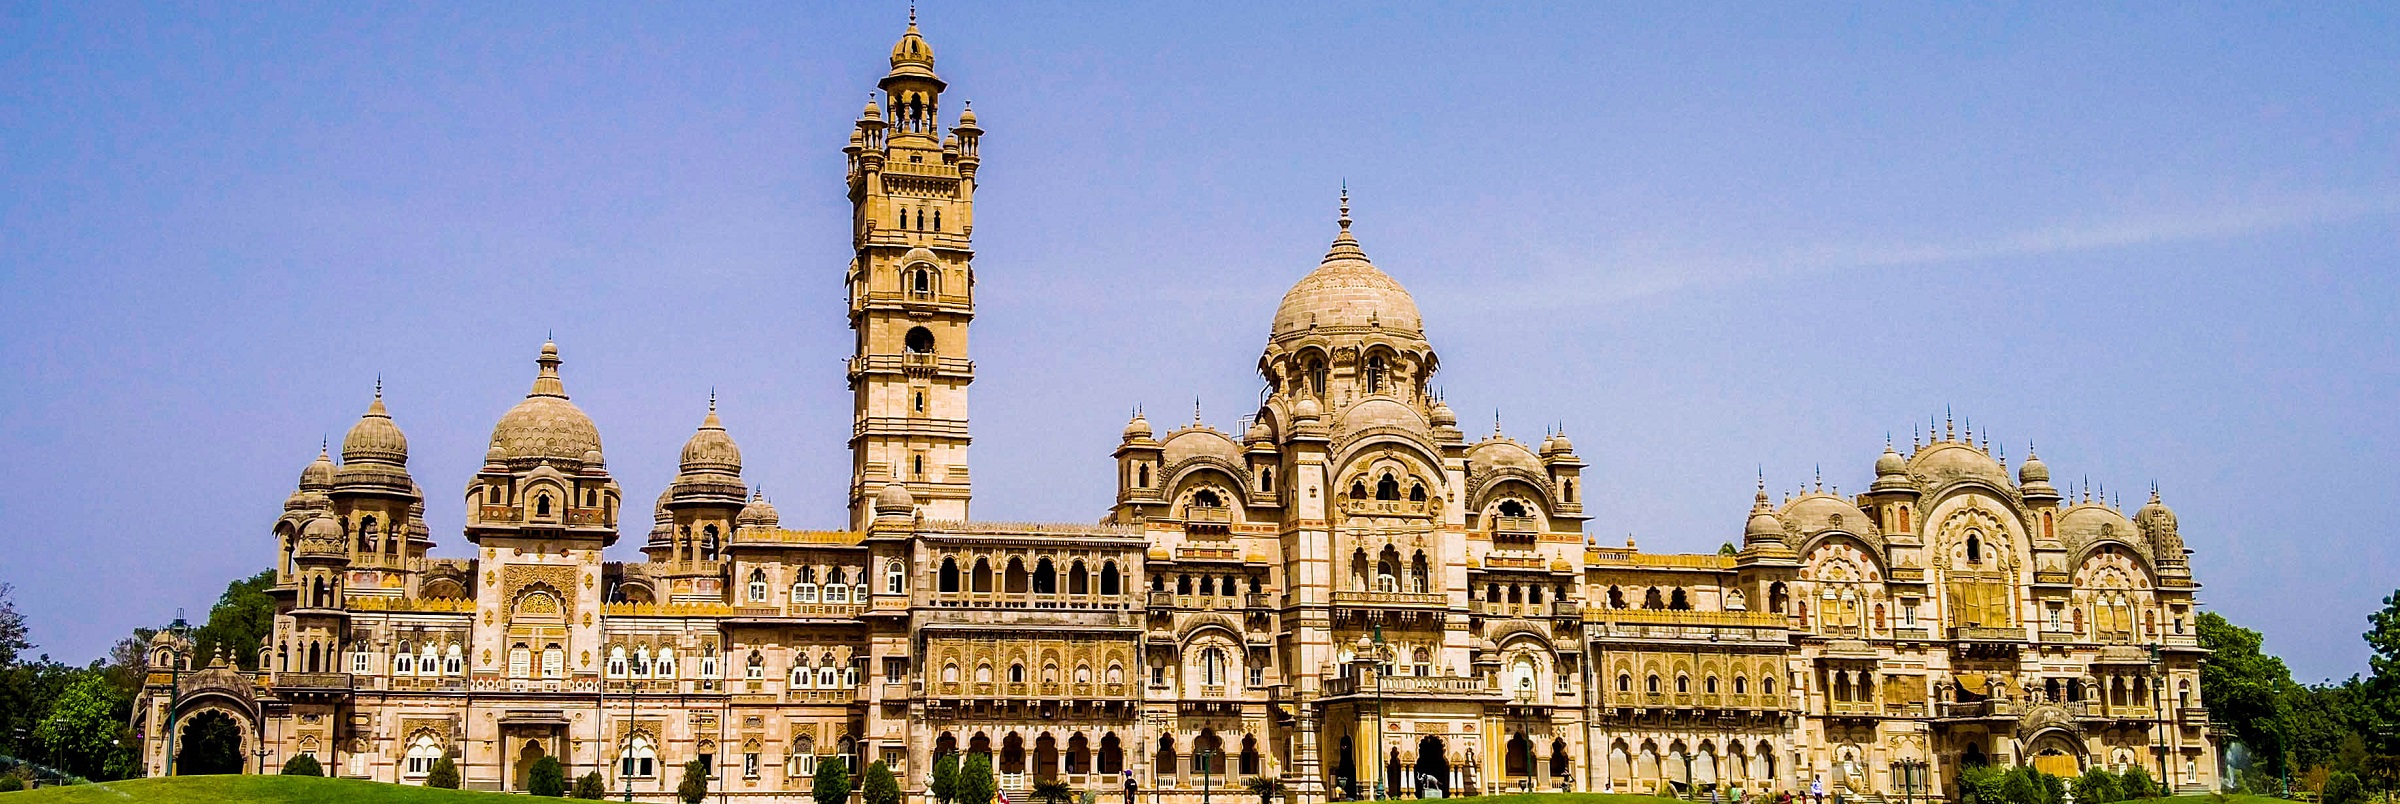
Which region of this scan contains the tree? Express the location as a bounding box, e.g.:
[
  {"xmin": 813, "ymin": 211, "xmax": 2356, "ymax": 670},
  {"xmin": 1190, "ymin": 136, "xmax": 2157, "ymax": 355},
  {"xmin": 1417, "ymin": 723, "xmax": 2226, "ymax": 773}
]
[
  {"xmin": 427, "ymin": 755, "xmax": 460, "ymax": 789},
  {"xmin": 33, "ymin": 673, "xmax": 132, "ymax": 780},
  {"xmin": 2073, "ymin": 768, "xmax": 2122, "ymax": 804},
  {"xmin": 2366, "ymin": 589, "xmax": 2400, "ymax": 757},
  {"xmin": 2000, "ymin": 766, "xmax": 2047, "ymax": 804},
  {"xmin": 1032, "ymin": 779, "xmax": 1075, "ymax": 804},
  {"xmin": 0, "ymin": 583, "xmax": 30, "ymax": 668},
  {"xmin": 1957, "ymin": 765, "xmax": 2007, "ymax": 804},
  {"xmin": 528, "ymin": 755, "xmax": 567, "ymax": 796},
  {"xmin": 1245, "ymin": 775, "xmax": 1288, "ymax": 804},
  {"xmin": 680, "ymin": 757, "xmax": 712, "ymax": 804},
  {"xmin": 281, "ymin": 754, "xmax": 323, "ymax": 776},
  {"xmin": 816, "ymin": 754, "xmax": 854, "ymax": 804},
  {"xmin": 932, "ymin": 751, "xmax": 960, "ymax": 804},
  {"xmin": 2197, "ymin": 611, "xmax": 2297, "ymax": 775},
  {"xmin": 955, "ymin": 752, "xmax": 997, "ymax": 804},
  {"xmin": 574, "ymin": 770, "xmax": 607, "ymax": 799},
  {"xmin": 863, "ymin": 759, "xmax": 903, "ymax": 804},
  {"xmin": 192, "ymin": 570, "xmax": 277, "ymax": 670}
]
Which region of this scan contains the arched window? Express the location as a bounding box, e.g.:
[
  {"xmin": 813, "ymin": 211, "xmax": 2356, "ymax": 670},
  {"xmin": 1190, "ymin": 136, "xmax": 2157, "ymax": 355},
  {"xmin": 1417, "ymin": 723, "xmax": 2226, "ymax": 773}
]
[
  {"xmin": 792, "ymin": 657, "xmax": 813, "ymax": 688},
  {"xmin": 972, "ymin": 557, "xmax": 993, "ymax": 593},
  {"xmin": 1410, "ymin": 552, "xmax": 1430, "ymax": 594},
  {"xmin": 541, "ymin": 645, "xmax": 564, "ymax": 678},
  {"xmin": 746, "ymin": 651, "xmax": 765, "ymax": 679},
  {"xmin": 939, "ymin": 557, "xmax": 960, "ymax": 593},
  {"xmin": 656, "ymin": 648, "xmax": 674, "ymax": 679},
  {"xmin": 1409, "ymin": 483, "xmax": 1426, "ymax": 502},
  {"xmin": 1306, "ymin": 358, "xmax": 1327, "ymax": 395},
  {"xmin": 1193, "ymin": 489, "xmax": 1222, "ymax": 508},
  {"xmin": 905, "ymin": 326, "xmax": 935, "ymax": 354},
  {"xmin": 1966, "ymin": 532, "xmax": 1983, "ymax": 563},
  {"xmin": 1676, "ymin": 675, "xmax": 1690, "ymax": 693},
  {"xmin": 1498, "ymin": 499, "xmax": 1528, "ymax": 517},
  {"xmin": 535, "ymin": 495, "xmax": 551, "ymax": 517},
  {"xmin": 1100, "ymin": 561, "xmax": 1121, "ymax": 596},
  {"xmin": 621, "ymin": 736, "xmax": 657, "ymax": 778},
  {"xmin": 405, "ymin": 734, "xmax": 443, "ymax": 776},
  {"xmin": 1762, "ymin": 676, "xmax": 1776, "ymax": 696},
  {"xmin": 748, "ymin": 569, "xmax": 769, "ymax": 603},
  {"xmin": 1618, "ymin": 674, "xmax": 1632, "ymax": 692},
  {"xmin": 1034, "ymin": 558, "xmax": 1057, "ymax": 594},
  {"xmin": 824, "ymin": 568, "xmax": 850, "ymax": 604},
  {"xmin": 445, "ymin": 644, "xmax": 463, "ymax": 675},
  {"xmin": 1365, "ymin": 356, "xmax": 1386, "ymax": 393},
  {"xmin": 1733, "ymin": 676, "xmax": 1747, "ymax": 694},
  {"xmin": 1136, "ymin": 464, "xmax": 1150, "ymax": 488},
  {"xmin": 1178, "ymin": 574, "xmax": 1193, "ymax": 595},
  {"xmin": 1010, "ymin": 663, "xmax": 1026, "ymax": 683},
  {"xmin": 933, "ymin": 210, "xmax": 942, "ymax": 231},
  {"xmin": 1259, "ymin": 468, "xmax": 1274, "ymax": 492},
  {"xmin": 1069, "ymin": 561, "xmax": 1090, "ymax": 595},
  {"xmin": 631, "ymin": 647, "xmax": 650, "ymax": 678},
  {"xmin": 1609, "ymin": 586, "xmax": 1626, "ymax": 609},
  {"xmin": 1200, "ymin": 575, "xmax": 1216, "ymax": 596},
  {"xmin": 1201, "ymin": 648, "xmax": 1226, "ymax": 686},
  {"xmin": 886, "ymin": 560, "xmax": 906, "ymax": 594},
  {"xmin": 1670, "ymin": 588, "xmax": 1690, "ymax": 610},
  {"xmin": 912, "ymin": 268, "xmax": 932, "ymax": 296},
  {"xmin": 1647, "ymin": 675, "xmax": 1661, "ymax": 694},
  {"xmin": 793, "ymin": 566, "xmax": 819, "ymax": 603},
  {"xmin": 1376, "ymin": 474, "xmax": 1400, "ymax": 501},
  {"xmin": 1705, "ymin": 676, "xmax": 1719, "ymax": 693},
  {"xmin": 394, "ymin": 640, "xmax": 414, "ymax": 675}
]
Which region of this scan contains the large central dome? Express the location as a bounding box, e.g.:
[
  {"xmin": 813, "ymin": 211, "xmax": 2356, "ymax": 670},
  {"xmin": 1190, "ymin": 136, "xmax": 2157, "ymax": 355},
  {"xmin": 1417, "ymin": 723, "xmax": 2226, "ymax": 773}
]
[
  {"xmin": 489, "ymin": 340, "xmax": 603, "ymax": 466},
  {"xmin": 1271, "ymin": 198, "xmax": 1423, "ymax": 339}
]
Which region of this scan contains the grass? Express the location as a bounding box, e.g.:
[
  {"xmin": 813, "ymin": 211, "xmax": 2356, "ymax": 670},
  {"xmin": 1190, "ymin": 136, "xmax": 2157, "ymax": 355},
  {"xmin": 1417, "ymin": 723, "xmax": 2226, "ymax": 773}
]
[
  {"xmin": 0, "ymin": 774, "xmax": 531, "ymax": 802},
  {"xmin": 1424, "ymin": 795, "xmax": 1690, "ymax": 804}
]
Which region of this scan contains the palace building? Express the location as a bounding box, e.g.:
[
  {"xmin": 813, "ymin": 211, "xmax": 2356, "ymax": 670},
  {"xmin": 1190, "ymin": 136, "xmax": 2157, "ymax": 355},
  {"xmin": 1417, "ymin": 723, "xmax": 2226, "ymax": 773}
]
[{"xmin": 130, "ymin": 16, "xmax": 2219, "ymax": 801}]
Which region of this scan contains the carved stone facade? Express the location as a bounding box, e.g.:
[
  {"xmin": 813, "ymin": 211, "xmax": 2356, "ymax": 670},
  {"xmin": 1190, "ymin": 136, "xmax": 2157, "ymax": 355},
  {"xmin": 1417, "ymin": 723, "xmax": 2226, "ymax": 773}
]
[{"xmin": 130, "ymin": 13, "xmax": 2216, "ymax": 802}]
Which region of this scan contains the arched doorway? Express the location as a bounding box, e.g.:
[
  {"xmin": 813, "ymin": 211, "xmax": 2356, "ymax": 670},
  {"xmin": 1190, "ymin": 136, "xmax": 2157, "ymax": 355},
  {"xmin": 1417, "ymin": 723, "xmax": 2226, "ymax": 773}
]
[
  {"xmin": 175, "ymin": 710, "xmax": 247, "ymax": 775},
  {"xmin": 2026, "ymin": 730, "xmax": 2085, "ymax": 778},
  {"xmin": 516, "ymin": 739, "xmax": 549, "ymax": 792},
  {"xmin": 1416, "ymin": 736, "xmax": 1450, "ymax": 797}
]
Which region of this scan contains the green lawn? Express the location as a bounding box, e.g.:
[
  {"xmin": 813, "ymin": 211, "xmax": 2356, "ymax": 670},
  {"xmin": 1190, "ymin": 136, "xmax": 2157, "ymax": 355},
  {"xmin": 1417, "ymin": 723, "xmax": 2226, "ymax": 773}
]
[
  {"xmin": 1396, "ymin": 795, "xmax": 1691, "ymax": 804},
  {"xmin": 0, "ymin": 774, "xmax": 528, "ymax": 802}
]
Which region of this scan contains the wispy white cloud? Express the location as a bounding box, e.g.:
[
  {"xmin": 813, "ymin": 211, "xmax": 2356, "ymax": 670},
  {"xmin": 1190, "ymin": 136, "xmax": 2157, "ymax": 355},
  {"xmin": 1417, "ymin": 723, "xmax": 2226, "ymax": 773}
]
[{"xmin": 1457, "ymin": 191, "xmax": 2400, "ymax": 311}]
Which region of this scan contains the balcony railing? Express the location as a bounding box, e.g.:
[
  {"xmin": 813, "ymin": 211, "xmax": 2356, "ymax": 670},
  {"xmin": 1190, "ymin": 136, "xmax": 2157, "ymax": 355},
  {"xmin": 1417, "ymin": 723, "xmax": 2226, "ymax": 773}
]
[
  {"xmin": 1950, "ymin": 626, "xmax": 2023, "ymax": 642},
  {"xmin": 1492, "ymin": 515, "xmax": 1539, "ymax": 534},
  {"xmin": 1827, "ymin": 700, "xmax": 1880, "ymax": 717},
  {"xmin": 1331, "ymin": 590, "xmax": 1448, "ymax": 609},
  {"xmin": 274, "ymin": 672, "xmax": 353, "ymax": 691},
  {"xmin": 2177, "ymin": 707, "xmax": 2209, "ymax": 726},
  {"xmin": 1185, "ymin": 507, "xmax": 1231, "ymax": 525},
  {"xmin": 1321, "ymin": 674, "xmax": 1494, "ymax": 697}
]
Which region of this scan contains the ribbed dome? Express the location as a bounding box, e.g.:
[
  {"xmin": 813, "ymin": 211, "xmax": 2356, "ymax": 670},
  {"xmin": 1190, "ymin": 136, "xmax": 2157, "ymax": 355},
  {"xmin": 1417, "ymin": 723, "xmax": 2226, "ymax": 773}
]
[
  {"xmin": 340, "ymin": 386, "xmax": 408, "ymax": 466},
  {"xmin": 886, "ymin": 14, "xmax": 938, "ymax": 81},
  {"xmin": 488, "ymin": 341, "xmax": 604, "ymax": 466},
  {"xmin": 1122, "ymin": 412, "xmax": 1153, "ymax": 441},
  {"xmin": 679, "ymin": 398, "xmax": 742, "ymax": 475},
  {"xmin": 738, "ymin": 490, "xmax": 781, "ymax": 529},
  {"xmin": 299, "ymin": 446, "xmax": 336, "ymax": 490},
  {"xmin": 875, "ymin": 483, "xmax": 916, "ymax": 516},
  {"xmin": 1271, "ymin": 197, "xmax": 1423, "ymax": 339},
  {"xmin": 1744, "ymin": 483, "xmax": 1786, "ymax": 544}
]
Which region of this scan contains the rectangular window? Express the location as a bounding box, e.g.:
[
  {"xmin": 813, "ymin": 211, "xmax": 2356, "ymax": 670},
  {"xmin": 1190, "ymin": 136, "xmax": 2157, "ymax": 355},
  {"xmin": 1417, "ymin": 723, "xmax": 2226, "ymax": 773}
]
[
  {"xmin": 352, "ymin": 653, "xmax": 370, "ymax": 673},
  {"xmin": 745, "ymin": 752, "xmax": 760, "ymax": 778},
  {"xmin": 884, "ymin": 657, "xmax": 908, "ymax": 683},
  {"xmin": 1902, "ymin": 602, "xmax": 1919, "ymax": 627},
  {"xmin": 699, "ymin": 753, "xmax": 715, "ymax": 780},
  {"xmin": 1151, "ymin": 665, "xmax": 1166, "ymax": 687},
  {"xmin": 2048, "ymin": 604, "xmax": 2064, "ymax": 629},
  {"xmin": 1250, "ymin": 665, "xmax": 1266, "ymax": 687}
]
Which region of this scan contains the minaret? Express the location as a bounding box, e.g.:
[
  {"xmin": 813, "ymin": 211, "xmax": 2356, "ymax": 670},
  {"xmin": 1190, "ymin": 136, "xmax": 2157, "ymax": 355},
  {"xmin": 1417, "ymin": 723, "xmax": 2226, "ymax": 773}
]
[{"xmin": 844, "ymin": 11, "xmax": 981, "ymax": 528}]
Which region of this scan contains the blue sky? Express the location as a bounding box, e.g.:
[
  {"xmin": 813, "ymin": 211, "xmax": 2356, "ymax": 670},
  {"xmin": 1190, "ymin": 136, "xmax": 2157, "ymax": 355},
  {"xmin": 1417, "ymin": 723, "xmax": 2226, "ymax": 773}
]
[{"xmin": 2, "ymin": 2, "xmax": 2394, "ymax": 681}]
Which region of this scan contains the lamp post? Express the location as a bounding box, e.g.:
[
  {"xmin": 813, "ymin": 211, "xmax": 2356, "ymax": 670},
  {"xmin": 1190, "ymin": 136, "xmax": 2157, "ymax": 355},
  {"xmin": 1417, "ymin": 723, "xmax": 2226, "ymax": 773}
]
[
  {"xmin": 1371, "ymin": 628, "xmax": 1387, "ymax": 802},
  {"xmin": 1513, "ymin": 681, "xmax": 1536, "ymax": 795},
  {"xmin": 1199, "ymin": 747, "xmax": 1217, "ymax": 804}
]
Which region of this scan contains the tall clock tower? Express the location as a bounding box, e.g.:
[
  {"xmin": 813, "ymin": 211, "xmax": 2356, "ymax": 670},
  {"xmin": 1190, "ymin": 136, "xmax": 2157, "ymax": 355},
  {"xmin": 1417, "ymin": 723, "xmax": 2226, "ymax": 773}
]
[{"xmin": 844, "ymin": 12, "xmax": 982, "ymax": 528}]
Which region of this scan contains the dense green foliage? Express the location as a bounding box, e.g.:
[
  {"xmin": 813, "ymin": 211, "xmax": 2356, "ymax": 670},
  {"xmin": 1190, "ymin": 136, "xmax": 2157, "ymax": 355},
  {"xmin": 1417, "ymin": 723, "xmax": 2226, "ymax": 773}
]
[
  {"xmin": 191, "ymin": 570, "xmax": 277, "ymax": 670},
  {"xmin": 0, "ymin": 774, "xmax": 566, "ymax": 801},
  {"xmin": 814, "ymin": 754, "xmax": 853, "ymax": 804},
  {"xmin": 1032, "ymin": 778, "xmax": 1074, "ymax": 804},
  {"xmin": 931, "ymin": 751, "xmax": 959, "ymax": 804},
  {"xmin": 1245, "ymin": 775, "xmax": 1288, "ymax": 804},
  {"xmin": 526, "ymin": 755, "xmax": 566, "ymax": 796},
  {"xmin": 863, "ymin": 759, "xmax": 902, "ymax": 804},
  {"xmin": 954, "ymin": 752, "xmax": 996, "ymax": 804},
  {"xmin": 278, "ymin": 754, "xmax": 321, "ymax": 776},
  {"xmin": 573, "ymin": 770, "xmax": 606, "ymax": 798},
  {"xmin": 427, "ymin": 755, "xmax": 460, "ymax": 789},
  {"xmin": 678, "ymin": 757, "xmax": 711, "ymax": 804}
]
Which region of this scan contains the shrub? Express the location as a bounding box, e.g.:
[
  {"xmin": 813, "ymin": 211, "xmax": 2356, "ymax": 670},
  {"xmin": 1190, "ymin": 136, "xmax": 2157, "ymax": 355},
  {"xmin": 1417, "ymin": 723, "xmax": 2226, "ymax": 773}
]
[
  {"xmin": 815, "ymin": 754, "xmax": 853, "ymax": 804},
  {"xmin": 2001, "ymin": 766, "xmax": 2047, "ymax": 804},
  {"xmin": 528, "ymin": 755, "xmax": 567, "ymax": 796},
  {"xmin": 2073, "ymin": 768, "xmax": 2122, "ymax": 804},
  {"xmin": 1959, "ymin": 765, "xmax": 2008, "ymax": 804},
  {"xmin": 427, "ymin": 755, "xmax": 460, "ymax": 789},
  {"xmin": 280, "ymin": 754, "xmax": 323, "ymax": 776},
  {"xmin": 2118, "ymin": 767, "xmax": 2157, "ymax": 800},
  {"xmin": 864, "ymin": 759, "xmax": 903, "ymax": 804},
  {"xmin": 679, "ymin": 757, "xmax": 712, "ymax": 804},
  {"xmin": 0, "ymin": 775, "xmax": 23, "ymax": 792},
  {"xmin": 1245, "ymin": 776, "xmax": 1288, "ymax": 804},
  {"xmin": 1032, "ymin": 779, "xmax": 1074, "ymax": 804},
  {"xmin": 575, "ymin": 770, "xmax": 608, "ymax": 799},
  {"xmin": 2324, "ymin": 771, "xmax": 2367, "ymax": 804}
]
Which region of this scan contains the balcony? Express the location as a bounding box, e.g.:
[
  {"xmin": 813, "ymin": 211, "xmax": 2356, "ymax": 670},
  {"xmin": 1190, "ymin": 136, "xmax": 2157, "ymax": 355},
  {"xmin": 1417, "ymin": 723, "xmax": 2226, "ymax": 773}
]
[
  {"xmin": 274, "ymin": 672, "xmax": 353, "ymax": 692},
  {"xmin": 1891, "ymin": 628, "xmax": 1932, "ymax": 641},
  {"xmin": 1321, "ymin": 673, "xmax": 1494, "ymax": 698},
  {"xmin": 1346, "ymin": 499, "xmax": 1434, "ymax": 517},
  {"xmin": 1950, "ymin": 626, "xmax": 2023, "ymax": 642},
  {"xmin": 1827, "ymin": 700, "xmax": 1880, "ymax": 718},
  {"xmin": 2177, "ymin": 707, "xmax": 2210, "ymax": 727},
  {"xmin": 1331, "ymin": 590, "xmax": 1448, "ymax": 609},
  {"xmin": 1937, "ymin": 700, "xmax": 2020, "ymax": 719},
  {"xmin": 1246, "ymin": 593, "xmax": 1274, "ymax": 610},
  {"xmin": 1491, "ymin": 516, "xmax": 1539, "ymax": 534},
  {"xmin": 1184, "ymin": 507, "xmax": 1231, "ymax": 525}
]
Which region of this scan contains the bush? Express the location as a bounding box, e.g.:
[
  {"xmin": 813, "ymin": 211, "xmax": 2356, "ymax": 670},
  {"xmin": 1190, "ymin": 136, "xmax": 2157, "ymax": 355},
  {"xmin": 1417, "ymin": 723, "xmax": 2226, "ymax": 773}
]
[
  {"xmin": 575, "ymin": 770, "xmax": 608, "ymax": 799},
  {"xmin": 427, "ymin": 755, "xmax": 460, "ymax": 789},
  {"xmin": 2002, "ymin": 766, "xmax": 2048, "ymax": 804},
  {"xmin": 680, "ymin": 757, "xmax": 712, "ymax": 804},
  {"xmin": 815, "ymin": 754, "xmax": 854, "ymax": 804},
  {"xmin": 2073, "ymin": 768, "xmax": 2122, "ymax": 804},
  {"xmin": 864, "ymin": 760, "xmax": 903, "ymax": 804},
  {"xmin": 280, "ymin": 754, "xmax": 323, "ymax": 776},
  {"xmin": 1959, "ymin": 765, "xmax": 2008, "ymax": 804},
  {"xmin": 931, "ymin": 752, "xmax": 960, "ymax": 804},
  {"xmin": 528, "ymin": 755, "xmax": 567, "ymax": 796},
  {"xmin": 1032, "ymin": 779, "xmax": 1074, "ymax": 804},
  {"xmin": 2324, "ymin": 771, "xmax": 2367, "ymax": 804},
  {"xmin": 2118, "ymin": 767, "xmax": 2157, "ymax": 800},
  {"xmin": 0, "ymin": 775, "xmax": 23, "ymax": 792}
]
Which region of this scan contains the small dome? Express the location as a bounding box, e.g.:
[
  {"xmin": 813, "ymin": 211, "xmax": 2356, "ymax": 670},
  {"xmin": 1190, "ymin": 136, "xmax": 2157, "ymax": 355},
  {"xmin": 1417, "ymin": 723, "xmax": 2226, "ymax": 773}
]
[
  {"xmin": 299, "ymin": 446, "xmax": 336, "ymax": 490},
  {"xmin": 1876, "ymin": 445, "xmax": 1906, "ymax": 476},
  {"xmin": 875, "ymin": 483, "xmax": 916, "ymax": 516},
  {"xmin": 1429, "ymin": 400, "xmax": 1457, "ymax": 428},
  {"xmin": 1123, "ymin": 412, "xmax": 1153, "ymax": 440},
  {"xmin": 340, "ymin": 386, "xmax": 408, "ymax": 465},
  {"xmin": 958, "ymin": 105, "xmax": 977, "ymax": 126},
  {"xmin": 1271, "ymin": 198, "xmax": 1424, "ymax": 339},
  {"xmin": 2019, "ymin": 451, "xmax": 2051, "ymax": 484},
  {"xmin": 1742, "ymin": 480, "xmax": 1786, "ymax": 544},
  {"xmin": 889, "ymin": 17, "xmax": 935, "ymax": 70},
  {"xmin": 1549, "ymin": 431, "xmax": 1575, "ymax": 454},
  {"xmin": 653, "ymin": 489, "xmax": 672, "ymax": 525},
  {"xmin": 679, "ymin": 399, "xmax": 742, "ymax": 475},
  {"xmin": 488, "ymin": 341, "xmax": 605, "ymax": 466},
  {"xmin": 2135, "ymin": 488, "xmax": 2175, "ymax": 531},
  {"xmin": 738, "ymin": 491, "xmax": 781, "ymax": 529},
  {"xmin": 1245, "ymin": 420, "xmax": 1272, "ymax": 443},
  {"xmin": 1292, "ymin": 396, "xmax": 1323, "ymax": 421},
  {"xmin": 861, "ymin": 98, "xmax": 882, "ymax": 120}
]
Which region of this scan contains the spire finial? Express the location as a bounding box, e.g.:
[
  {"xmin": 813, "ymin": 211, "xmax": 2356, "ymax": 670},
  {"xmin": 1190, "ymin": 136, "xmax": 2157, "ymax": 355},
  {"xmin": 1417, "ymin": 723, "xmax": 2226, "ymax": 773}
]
[
  {"xmin": 375, "ymin": 374, "xmax": 383, "ymax": 399},
  {"xmin": 1493, "ymin": 408, "xmax": 1503, "ymax": 436},
  {"xmin": 1193, "ymin": 396, "xmax": 1203, "ymax": 424},
  {"xmin": 1814, "ymin": 464, "xmax": 1823, "ymax": 492},
  {"xmin": 709, "ymin": 388, "xmax": 717, "ymax": 412},
  {"xmin": 1338, "ymin": 183, "xmax": 1352, "ymax": 231},
  {"xmin": 1945, "ymin": 406, "xmax": 1955, "ymax": 441},
  {"xmin": 909, "ymin": 1, "xmax": 917, "ymax": 25}
]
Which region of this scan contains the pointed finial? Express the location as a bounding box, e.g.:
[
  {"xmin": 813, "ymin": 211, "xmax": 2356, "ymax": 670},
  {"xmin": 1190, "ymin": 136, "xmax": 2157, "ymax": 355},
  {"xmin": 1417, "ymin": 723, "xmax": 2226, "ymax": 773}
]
[
  {"xmin": 1945, "ymin": 407, "xmax": 1955, "ymax": 441},
  {"xmin": 909, "ymin": 1, "xmax": 917, "ymax": 25},
  {"xmin": 375, "ymin": 374, "xmax": 383, "ymax": 399},
  {"xmin": 709, "ymin": 388, "xmax": 717, "ymax": 412},
  {"xmin": 1813, "ymin": 464, "xmax": 1823, "ymax": 492},
  {"xmin": 2027, "ymin": 440, "xmax": 2038, "ymax": 459},
  {"xmin": 1912, "ymin": 423, "xmax": 1920, "ymax": 451},
  {"xmin": 1338, "ymin": 184, "xmax": 1352, "ymax": 231},
  {"xmin": 1493, "ymin": 408, "xmax": 1503, "ymax": 436},
  {"xmin": 1193, "ymin": 396, "xmax": 1203, "ymax": 424}
]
